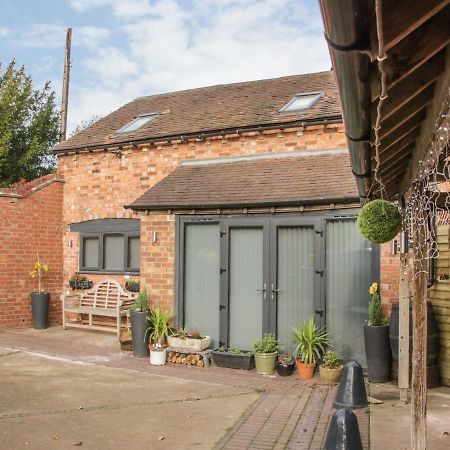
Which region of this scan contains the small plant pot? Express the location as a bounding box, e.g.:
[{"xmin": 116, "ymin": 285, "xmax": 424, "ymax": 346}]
[
  {"xmin": 296, "ymin": 360, "xmax": 316, "ymax": 380},
  {"xmin": 212, "ymin": 350, "xmax": 255, "ymax": 370},
  {"xmin": 125, "ymin": 282, "xmax": 140, "ymax": 293},
  {"xmin": 276, "ymin": 362, "xmax": 295, "ymax": 377},
  {"xmin": 150, "ymin": 348, "xmax": 167, "ymax": 365},
  {"xmin": 31, "ymin": 292, "xmax": 50, "ymax": 329},
  {"xmin": 167, "ymin": 335, "xmax": 211, "ymax": 351},
  {"xmin": 254, "ymin": 352, "xmax": 277, "ymax": 375},
  {"xmin": 130, "ymin": 310, "xmax": 150, "ymax": 358},
  {"xmin": 319, "ymin": 365, "xmax": 344, "ymax": 384}
]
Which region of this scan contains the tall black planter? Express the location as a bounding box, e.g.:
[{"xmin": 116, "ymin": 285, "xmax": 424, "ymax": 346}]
[
  {"xmin": 363, "ymin": 325, "xmax": 391, "ymax": 382},
  {"xmin": 130, "ymin": 311, "xmax": 150, "ymax": 358},
  {"xmin": 31, "ymin": 292, "xmax": 49, "ymax": 329}
]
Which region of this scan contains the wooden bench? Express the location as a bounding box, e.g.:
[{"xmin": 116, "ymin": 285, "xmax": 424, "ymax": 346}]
[{"xmin": 62, "ymin": 279, "xmax": 135, "ymax": 337}]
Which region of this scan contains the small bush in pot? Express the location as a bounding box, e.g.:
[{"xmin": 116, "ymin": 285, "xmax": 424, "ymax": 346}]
[
  {"xmin": 212, "ymin": 347, "xmax": 255, "ymax": 370},
  {"xmin": 29, "ymin": 259, "xmax": 50, "ymax": 329},
  {"xmin": 319, "ymin": 351, "xmax": 343, "ymax": 384},
  {"xmin": 125, "ymin": 279, "xmax": 140, "ymax": 293},
  {"xmin": 253, "ymin": 334, "xmax": 282, "ymax": 375},
  {"xmin": 364, "ymin": 282, "xmax": 391, "ymax": 382},
  {"xmin": 69, "ymin": 274, "xmax": 93, "ymax": 290},
  {"xmin": 276, "ymin": 353, "xmax": 295, "ymax": 377},
  {"xmin": 146, "ymin": 306, "xmax": 174, "ymax": 348},
  {"xmin": 293, "ymin": 318, "xmax": 329, "ymax": 380},
  {"xmin": 150, "ymin": 343, "xmax": 167, "ymax": 366},
  {"xmin": 167, "ymin": 326, "xmax": 211, "ymax": 351},
  {"xmin": 129, "ymin": 289, "xmax": 151, "ymax": 358}
]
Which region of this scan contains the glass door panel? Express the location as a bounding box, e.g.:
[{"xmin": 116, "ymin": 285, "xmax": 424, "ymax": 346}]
[
  {"xmin": 326, "ymin": 219, "xmax": 373, "ymax": 366},
  {"xmin": 229, "ymin": 227, "xmax": 264, "ymax": 351},
  {"xmin": 276, "ymin": 226, "xmax": 315, "ymax": 354},
  {"xmin": 184, "ymin": 223, "xmax": 220, "ymax": 348}
]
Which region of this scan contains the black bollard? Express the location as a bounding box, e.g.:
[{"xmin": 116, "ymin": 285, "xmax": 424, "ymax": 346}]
[
  {"xmin": 323, "ymin": 408, "xmax": 363, "ymax": 450},
  {"xmin": 333, "ymin": 361, "xmax": 368, "ymax": 409}
]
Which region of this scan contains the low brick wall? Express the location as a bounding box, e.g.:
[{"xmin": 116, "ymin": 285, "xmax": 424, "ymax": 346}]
[{"xmin": 0, "ymin": 175, "xmax": 64, "ymax": 328}]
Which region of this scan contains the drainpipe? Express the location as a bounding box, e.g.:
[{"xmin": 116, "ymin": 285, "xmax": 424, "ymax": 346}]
[{"xmin": 319, "ymin": 0, "xmax": 372, "ymax": 202}]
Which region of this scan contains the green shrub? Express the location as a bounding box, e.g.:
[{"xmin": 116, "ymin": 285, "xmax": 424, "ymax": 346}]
[
  {"xmin": 129, "ymin": 288, "xmax": 149, "ymax": 312},
  {"xmin": 368, "ymin": 282, "xmax": 388, "ymax": 326},
  {"xmin": 292, "ymin": 318, "xmax": 330, "ymax": 364},
  {"xmin": 253, "ymin": 333, "xmax": 282, "ymax": 354},
  {"xmin": 357, "ymin": 199, "xmax": 402, "ymax": 243},
  {"xmin": 322, "ymin": 351, "xmax": 342, "ymax": 368}
]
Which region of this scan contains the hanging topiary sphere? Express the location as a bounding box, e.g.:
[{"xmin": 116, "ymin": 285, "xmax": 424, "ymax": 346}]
[{"xmin": 357, "ymin": 199, "xmax": 402, "ymax": 244}]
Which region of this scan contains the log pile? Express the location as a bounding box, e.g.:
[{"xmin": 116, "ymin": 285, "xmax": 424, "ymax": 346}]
[{"xmin": 167, "ymin": 351, "xmax": 205, "ymax": 367}]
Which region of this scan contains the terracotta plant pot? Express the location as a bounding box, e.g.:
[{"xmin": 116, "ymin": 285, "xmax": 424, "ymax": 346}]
[
  {"xmin": 296, "ymin": 360, "xmax": 316, "ymax": 380},
  {"xmin": 319, "ymin": 365, "xmax": 344, "ymax": 384}
]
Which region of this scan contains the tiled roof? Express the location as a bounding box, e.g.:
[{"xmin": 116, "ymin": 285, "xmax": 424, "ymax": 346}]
[
  {"xmin": 52, "ymin": 71, "xmax": 341, "ymax": 153},
  {"xmin": 126, "ymin": 150, "xmax": 358, "ymax": 210}
]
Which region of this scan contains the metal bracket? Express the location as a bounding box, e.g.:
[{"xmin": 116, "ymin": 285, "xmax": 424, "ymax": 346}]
[
  {"xmin": 315, "ymin": 230, "xmax": 324, "ymax": 237},
  {"xmin": 220, "ymin": 267, "xmax": 227, "ymax": 273},
  {"xmin": 315, "ymin": 270, "xmax": 324, "ymax": 277}
]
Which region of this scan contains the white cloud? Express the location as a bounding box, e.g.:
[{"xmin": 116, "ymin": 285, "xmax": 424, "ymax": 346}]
[
  {"xmin": 65, "ymin": 0, "xmax": 331, "ymax": 131},
  {"xmin": 0, "ymin": 26, "xmax": 10, "ymax": 37}
]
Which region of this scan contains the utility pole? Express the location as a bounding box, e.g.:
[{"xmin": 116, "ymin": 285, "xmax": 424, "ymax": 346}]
[{"xmin": 59, "ymin": 28, "xmax": 72, "ymax": 142}]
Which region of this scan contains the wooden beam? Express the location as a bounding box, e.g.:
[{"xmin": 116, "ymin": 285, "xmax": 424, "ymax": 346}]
[
  {"xmin": 380, "ymin": 110, "xmax": 426, "ymax": 149},
  {"xmin": 382, "ymin": 0, "xmax": 450, "ymax": 52},
  {"xmin": 385, "ymin": 8, "xmax": 450, "ymax": 90},
  {"xmin": 371, "ymin": 53, "xmax": 444, "ymax": 119},
  {"xmin": 411, "ymin": 191, "xmax": 428, "ymax": 450},
  {"xmin": 378, "ymin": 128, "xmax": 420, "ymax": 162},
  {"xmin": 398, "ymin": 231, "xmax": 410, "ymax": 403},
  {"xmin": 379, "ymin": 144, "xmax": 414, "ymax": 175},
  {"xmin": 378, "ymin": 165, "xmax": 406, "ymax": 185}
]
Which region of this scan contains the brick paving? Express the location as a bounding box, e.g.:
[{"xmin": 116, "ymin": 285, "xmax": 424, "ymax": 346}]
[{"xmin": 0, "ymin": 328, "xmax": 369, "ymax": 449}]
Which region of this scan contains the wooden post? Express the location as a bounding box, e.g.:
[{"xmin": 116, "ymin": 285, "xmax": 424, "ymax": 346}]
[
  {"xmin": 398, "ymin": 230, "xmax": 410, "ymax": 403},
  {"xmin": 411, "ymin": 204, "xmax": 428, "ymax": 450},
  {"xmin": 59, "ymin": 28, "xmax": 72, "ymax": 142}
]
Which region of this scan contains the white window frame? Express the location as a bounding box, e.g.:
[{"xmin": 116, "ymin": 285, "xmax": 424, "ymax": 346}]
[{"xmin": 280, "ymin": 92, "xmax": 323, "ymax": 113}]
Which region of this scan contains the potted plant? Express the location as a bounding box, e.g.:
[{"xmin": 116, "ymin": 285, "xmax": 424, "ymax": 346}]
[
  {"xmin": 69, "ymin": 274, "xmax": 93, "ymax": 290},
  {"xmin": 293, "ymin": 317, "xmax": 329, "ymax": 380},
  {"xmin": 276, "ymin": 353, "xmax": 295, "ymax": 376},
  {"xmin": 29, "ymin": 259, "xmax": 50, "ymax": 329},
  {"xmin": 146, "ymin": 306, "xmax": 174, "ymax": 349},
  {"xmin": 125, "ymin": 279, "xmax": 140, "ymax": 293},
  {"xmin": 363, "ymin": 282, "xmax": 391, "ymax": 382},
  {"xmin": 150, "ymin": 343, "xmax": 167, "ymax": 366},
  {"xmin": 212, "ymin": 347, "xmax": 255, "ymax": 370},
  {"xmin": 167, "ymin": 327, "xmax": 211, "ymax": 351},
  {"xmin": 319, "ymin": 351, "xmax": 344, "ymax": 384},
  {"xmin": 253, "ymin": 333, "xmax": 282, "ymax": 375},
  {"xmin": 129, "ymin": 289, "xmax": 151, "ymax": 358}
]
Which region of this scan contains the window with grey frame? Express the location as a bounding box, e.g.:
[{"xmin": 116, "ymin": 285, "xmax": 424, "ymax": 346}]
[{"xmin": 71, "ymin": 219, "xmax": 141, "ymax": 273}]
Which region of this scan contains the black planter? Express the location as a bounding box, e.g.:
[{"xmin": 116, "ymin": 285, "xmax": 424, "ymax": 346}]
[
  {"xmin": 363, "ymin": 325, "xmax": 391, "ymax": 382},
  {"xmin": 130, "ymin": 310, "xmax": 150, "ymax": 358},
  {"xmin": 212, "ymin": 350, "xmax": 255, "ymax": 370},
  {"xmin": 31, "ymin": 292, "xmax": 50, "ymax": 329},
  {"xmin": 276, "ymin": 362, "xmax": 295, "ymax": 376},
  {"xmin": 125, "ymin": 282, "xmax": 140, "ymax": 293}
]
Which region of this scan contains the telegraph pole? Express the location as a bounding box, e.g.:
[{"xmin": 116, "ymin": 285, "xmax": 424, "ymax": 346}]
[{"xmin": 59, "ymin": 28, "xmax": 72, "ymax": 142}]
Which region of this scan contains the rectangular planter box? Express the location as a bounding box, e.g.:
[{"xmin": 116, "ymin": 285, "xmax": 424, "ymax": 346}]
[
  {"xmin": 167, "ymin": 335, "xmax": 211, "ymax": 351},
  {"xmin": 212, "ymin": 350, "xmax": 255, "ymax": 370}
]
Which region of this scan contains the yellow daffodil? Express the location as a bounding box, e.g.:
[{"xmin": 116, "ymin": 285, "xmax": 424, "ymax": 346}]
[{"xmin": 369, "ymin": 282, "xmax": 378, "ymax": 295}]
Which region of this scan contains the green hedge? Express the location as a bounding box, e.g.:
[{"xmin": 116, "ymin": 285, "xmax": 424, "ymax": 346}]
[{"xmin": 357, "ymin": 199, "xmax": 402, "ymax": 243}]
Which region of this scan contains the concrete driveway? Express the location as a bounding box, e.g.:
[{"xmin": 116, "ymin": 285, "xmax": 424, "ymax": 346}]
[{"xmin": 0, "ymin": 345, "xmax": 258, "ymax": 450}]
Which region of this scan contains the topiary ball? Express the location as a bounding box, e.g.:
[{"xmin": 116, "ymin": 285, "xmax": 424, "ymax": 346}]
[{"xmin": 357, "ymin": 199, "xmax": 402, "ymax": 244}]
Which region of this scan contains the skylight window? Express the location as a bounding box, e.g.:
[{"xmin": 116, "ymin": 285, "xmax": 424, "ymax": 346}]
[
  {"xmin": 280, "ymin": 92, "xmax": 322, "ymax": 113},
  {"xmin": 117, "ymin": 113, "xmax": 158, "ymax": 134}
]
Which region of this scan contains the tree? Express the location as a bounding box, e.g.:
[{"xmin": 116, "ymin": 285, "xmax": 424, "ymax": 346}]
[
  {"xmin": 69, "ymin": 114, "xmax": 102, "ymax": 137},
  {"xmin": 0, "ymin": 60, "xmax": 59, "ymax": 187}
]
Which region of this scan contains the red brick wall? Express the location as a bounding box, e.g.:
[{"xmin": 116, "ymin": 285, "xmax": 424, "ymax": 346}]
[
  {"xmin": 380, "ymin": 241, "xmax": 401, "ymax": 317},
  {"xmin": 57, "ymin": 124, "xmax": 347, "ymax": 303},
  {"xmin": 0, "ymin": 177, "xmax": 64, "ymax": 328}
]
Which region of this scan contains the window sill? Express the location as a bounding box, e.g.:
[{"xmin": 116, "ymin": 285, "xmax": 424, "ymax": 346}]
[{"xmin": 77, "ymin": 271, "xmax": 140, "ymax": 276}]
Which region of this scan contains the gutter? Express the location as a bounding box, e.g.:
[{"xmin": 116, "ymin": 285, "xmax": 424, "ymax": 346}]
[
  {"xmin": 50, "ymin": 116, "xmax": 342, "ymax": 155},
  {"xmin": 125, "ymin": 196, "xmax": 360, "ymax": 211},
  {"xmin": 319, "ymin": 0, "xmax": 372, "ymax": 202}
]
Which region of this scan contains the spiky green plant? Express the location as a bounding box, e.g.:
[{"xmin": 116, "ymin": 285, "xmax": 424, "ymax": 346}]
[
  {"xmin": 129, "ymin": 288, "xmax": 149, "ymax": 312},
  {"xmin": 146, "ymin": 306, "xmax": 174, "ymax": 344},
  {"xmin": 292, "ymin": 318, "xmax": 330, "ymax": 364}
]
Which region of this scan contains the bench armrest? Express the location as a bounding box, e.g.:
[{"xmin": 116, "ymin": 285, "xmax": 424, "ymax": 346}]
[{"xmin": 63, "ymin": 294, "xmax": 81, "ymax": 308}]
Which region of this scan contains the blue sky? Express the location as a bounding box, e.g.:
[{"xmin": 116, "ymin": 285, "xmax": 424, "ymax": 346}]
[{"xmin": 0, "ymin": 0, "xmax": 331, "ymax": 132}]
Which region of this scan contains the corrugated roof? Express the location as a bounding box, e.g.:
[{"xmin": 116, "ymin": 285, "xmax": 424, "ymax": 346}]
[
  {"xmin": 52, "ymin": 71, "xmax": 341, "ymax": 153},
  {"xmin": 126, "ymin": 149, "xmax": 358, "ymax": 210}
]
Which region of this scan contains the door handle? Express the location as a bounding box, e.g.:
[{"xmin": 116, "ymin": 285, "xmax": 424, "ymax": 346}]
[
  {"xmin": 256, "ymin": 283, "xmax": 267, "ymax": 300},
  {"xmin": 271, "ymin": 284, "xmax": 281, "ymax": 300}
]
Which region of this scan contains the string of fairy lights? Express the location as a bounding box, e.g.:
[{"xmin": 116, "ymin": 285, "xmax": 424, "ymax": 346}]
[{"xmin": 400, "ymin": 87, "xmax": 450, "ymax": 276}]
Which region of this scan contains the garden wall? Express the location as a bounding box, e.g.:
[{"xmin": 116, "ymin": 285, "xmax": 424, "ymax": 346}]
[{"xmin": 0, "ymin": 175, "xmax": 64, "ymax": 328}]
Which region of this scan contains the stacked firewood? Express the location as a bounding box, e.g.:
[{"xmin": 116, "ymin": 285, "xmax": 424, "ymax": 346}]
[{"xmin": 167, "ymin": 351, "xmax": 205, "ymax": 367}]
